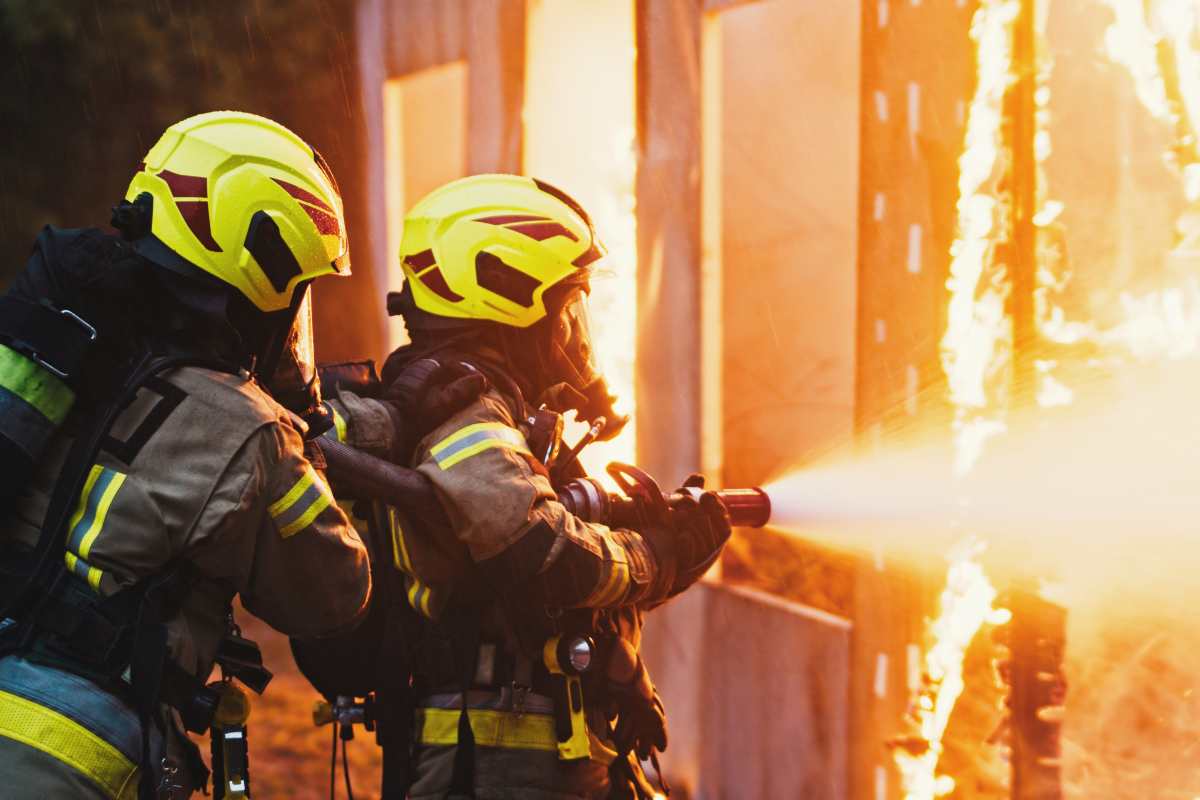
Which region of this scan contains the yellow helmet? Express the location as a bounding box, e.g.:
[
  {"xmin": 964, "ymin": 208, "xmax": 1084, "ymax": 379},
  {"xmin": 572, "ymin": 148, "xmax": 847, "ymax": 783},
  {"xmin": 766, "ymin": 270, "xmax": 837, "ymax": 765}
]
[
  {"xmin": 124, "ymin": 110, "xmax": 349, "ymax": 312},
  {"xmin": 399, "ymin": 174, "xmax": 604, "ymax": 328}
]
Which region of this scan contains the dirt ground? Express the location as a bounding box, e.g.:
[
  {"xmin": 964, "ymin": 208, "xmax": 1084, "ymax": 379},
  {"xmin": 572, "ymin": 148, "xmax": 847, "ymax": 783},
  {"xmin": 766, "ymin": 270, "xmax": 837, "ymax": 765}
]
[{"xmin": 204, "ymin": 608, "xmax": 383, "ymax": 800}]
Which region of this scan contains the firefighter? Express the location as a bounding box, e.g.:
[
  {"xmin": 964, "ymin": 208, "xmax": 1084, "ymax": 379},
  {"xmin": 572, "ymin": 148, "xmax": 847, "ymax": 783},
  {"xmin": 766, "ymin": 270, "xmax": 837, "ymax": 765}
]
[
  {"xmin": 322, "ymin": 173, "xmax": 732, "ymax": 799},
  {"xmin": 0, "ymin": 111, "xmax": 371, "ymax": 799}
]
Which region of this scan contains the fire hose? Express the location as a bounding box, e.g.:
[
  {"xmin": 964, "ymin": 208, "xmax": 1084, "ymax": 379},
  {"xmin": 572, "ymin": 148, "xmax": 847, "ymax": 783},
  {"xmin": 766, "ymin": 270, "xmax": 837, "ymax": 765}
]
[{"xmin": 316, "ymin": 439, "xmax": 771, "ymax": 530}]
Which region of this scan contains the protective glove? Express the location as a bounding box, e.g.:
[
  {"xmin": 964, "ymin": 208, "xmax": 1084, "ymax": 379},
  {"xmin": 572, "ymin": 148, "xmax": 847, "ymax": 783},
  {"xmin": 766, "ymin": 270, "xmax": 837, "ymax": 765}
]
[
  {"xmin": 643, "ymin": 474, "xmax": 732, "ymax": 598},
  {"xmin": 607, "ymin": 638, "xmax": 668, "ymax": 761},
  {"xmin": 384, "ymin": 357, "xmax": 490, "ymax": 431}
]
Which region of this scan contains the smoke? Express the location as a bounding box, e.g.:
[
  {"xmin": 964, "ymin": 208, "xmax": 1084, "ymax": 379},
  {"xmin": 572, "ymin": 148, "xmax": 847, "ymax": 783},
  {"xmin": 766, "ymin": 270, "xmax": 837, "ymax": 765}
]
[{"xmin": 762, "ymin": 362, "xmax": 1200, "ymax": 796}]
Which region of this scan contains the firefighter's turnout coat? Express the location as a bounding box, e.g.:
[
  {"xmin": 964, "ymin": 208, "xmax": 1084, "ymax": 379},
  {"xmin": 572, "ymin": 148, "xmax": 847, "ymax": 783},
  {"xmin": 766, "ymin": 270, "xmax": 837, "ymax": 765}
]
[
  {"xmin": 329, "ymin": 383, "xmax": 663, "ymax": 800},
  {"xmin": 0, "ymin": 366, "xmax": 371, "ymax": 799}
]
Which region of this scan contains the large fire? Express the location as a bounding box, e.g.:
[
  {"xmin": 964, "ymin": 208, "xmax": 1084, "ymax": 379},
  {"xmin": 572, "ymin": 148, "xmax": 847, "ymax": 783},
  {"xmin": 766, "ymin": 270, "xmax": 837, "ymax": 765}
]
[
  {"xmin": 523, "ymin": 0, "xmax": 638, "ymax": 486},
  {"xmin": 906, "ymin": 0, "xmax": 1200, "ymax": 797},
  {"xmin": 895, "ymin": 2, "xmax": 1019, "ymax": 798}
]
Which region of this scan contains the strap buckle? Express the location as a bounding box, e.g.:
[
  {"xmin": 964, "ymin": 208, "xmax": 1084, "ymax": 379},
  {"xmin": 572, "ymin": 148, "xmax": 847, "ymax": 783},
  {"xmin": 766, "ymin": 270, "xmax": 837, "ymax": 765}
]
[
  {"xmin": 32, "ymin": 307, "xmax": 97, "ymax": 380},
  {"xmin": 511, "ymin": 681, "xmax": 530, "ymax": 717},
  {"xmin": 156, "ymin": 757, "xmax": 184, "ymax": 800}
]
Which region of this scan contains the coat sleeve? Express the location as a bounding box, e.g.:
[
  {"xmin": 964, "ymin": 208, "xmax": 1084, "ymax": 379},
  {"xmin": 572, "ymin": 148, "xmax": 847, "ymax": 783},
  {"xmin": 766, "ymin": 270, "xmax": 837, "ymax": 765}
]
[
  {"xmin": 414, "ymin": 391, "xmax": 669, "ymax": 609},
  {"xmin": 322, "ymin": 389, "xmax": 401, "ymax": 458},
  {"xmin": 188, "ymin": 418, "xmax": 372, "ymax": 639}
]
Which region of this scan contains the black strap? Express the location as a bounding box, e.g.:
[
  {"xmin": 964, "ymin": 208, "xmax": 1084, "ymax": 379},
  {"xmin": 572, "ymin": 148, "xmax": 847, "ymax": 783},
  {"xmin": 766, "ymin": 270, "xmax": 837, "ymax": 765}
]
[
  {"xmin": 373, "ymin": 502, "xmax": 417, "ymax": 800},
  {"xmin": 0, "ymin": 295, "xmax": 95, "ymax": 382},
  {"xmin": 0, "ymin": 352, "xmax": 238, "ymax": 800},
  {"xmin": 130, "ymin": 616, "xmax": 168, "ymax": 800},
  {"xmin": 445, "ymin": 608, "xmax": 481, "ymax": 800},
  {"xmin": 2, "ymin": 353, "xmax": 236, "ymax": 624},
  {"xmin": 102, "ymin": 375, "xmax": 187, "ymax": 466}
]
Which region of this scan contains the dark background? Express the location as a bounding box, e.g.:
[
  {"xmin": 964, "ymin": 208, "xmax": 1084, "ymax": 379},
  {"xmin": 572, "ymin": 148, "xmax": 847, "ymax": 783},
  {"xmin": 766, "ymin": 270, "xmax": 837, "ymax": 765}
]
[{"xmin": 0, "ymin": 0, "xmax": 378, "ymax": 360}]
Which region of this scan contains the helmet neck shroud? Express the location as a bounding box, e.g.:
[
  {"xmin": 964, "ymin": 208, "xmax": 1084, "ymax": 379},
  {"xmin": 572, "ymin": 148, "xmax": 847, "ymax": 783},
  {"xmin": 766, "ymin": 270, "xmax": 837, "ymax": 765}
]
[{"xmin": 113, "ymin": 193, "xmax": 310, "ymax": 383}]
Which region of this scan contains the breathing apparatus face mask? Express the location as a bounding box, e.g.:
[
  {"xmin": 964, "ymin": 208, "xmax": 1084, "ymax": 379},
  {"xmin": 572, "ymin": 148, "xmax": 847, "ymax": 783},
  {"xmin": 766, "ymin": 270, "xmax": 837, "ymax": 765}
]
[
  {"xmin": 252, "ymin": 284, "xmax": 321, "ymax": 415},
  {"xmin": 541, "ymin": 288, "xmax": 627, "ymax": 441}
]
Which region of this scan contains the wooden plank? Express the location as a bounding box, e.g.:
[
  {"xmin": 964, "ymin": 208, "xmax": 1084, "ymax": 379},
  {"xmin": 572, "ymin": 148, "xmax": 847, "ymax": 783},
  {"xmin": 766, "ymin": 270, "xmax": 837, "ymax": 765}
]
[{"xmin": 634, "ymin": 0, "xmax": 703, "ymax": 484}]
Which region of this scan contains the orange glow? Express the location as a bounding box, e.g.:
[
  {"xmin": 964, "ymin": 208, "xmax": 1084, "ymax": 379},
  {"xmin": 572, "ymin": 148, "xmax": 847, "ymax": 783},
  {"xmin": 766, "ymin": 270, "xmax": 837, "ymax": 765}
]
[{"xmin": 523, "ymin": 0, "xmax": 637, "ymax": 487}]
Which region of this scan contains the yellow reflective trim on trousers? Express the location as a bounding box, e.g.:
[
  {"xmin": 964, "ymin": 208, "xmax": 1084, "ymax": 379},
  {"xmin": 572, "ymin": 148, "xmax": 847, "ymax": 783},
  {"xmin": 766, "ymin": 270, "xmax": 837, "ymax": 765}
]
[
  {"xmin": 417, "ymin": 707, "xmax": 559, "ymax": 752},
  {"xmin": 0, "ymin": 690, "xmax": 139, "ymax": 799},
  {"xmin": 268, "ymin": 468, "xmax": 316, "ymax": 518},
  {"xmin": 430, "ymin": 422, "xmax": 531, "ymax": 470},
  {"xmin": 277, "ymin": 491, "xmax": 332, "ymax": 538},
  {"xmin": 0, "ymin": 343, "xmax": 74, "ymax": 425},
  {"xmin": 77, "ymin": 471, "xmax": 126, "ymax": 560}
]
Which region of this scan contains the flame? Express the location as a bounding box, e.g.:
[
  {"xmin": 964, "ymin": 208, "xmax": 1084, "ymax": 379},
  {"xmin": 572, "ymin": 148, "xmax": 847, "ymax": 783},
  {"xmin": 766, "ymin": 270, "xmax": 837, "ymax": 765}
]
[
  {"xmin": 1103, "ymin": 0, "xmax": 1173, "ymax": 121},
  {"xmin": 1039, "ymin": 0, "xmax": 1200, "ymax": 368},
  {"xmin": 902, "ymin": 1, "xmax": 1200, "ymax": 796},
  {"xmin": 894, "ymin": 540, "xmax": 1010, "ymax": 800},
  {"xmin": 1093, "ymin": 0, "xmax": 1200, "ymax": 363},
  {"xmin": 1102, "ymin": 0, "xmax": 1200, "ymax": 164},
  {"xmin": 523, "ymin": 0, "xmax": 638, "ymax": 486},
  {"xmin": 940, "ymin": 0, "xmax": 1021, "ymax": 477},
  {"xmin": 897, "ymin": 3, "xmax": 1019, "ymax": 797}
]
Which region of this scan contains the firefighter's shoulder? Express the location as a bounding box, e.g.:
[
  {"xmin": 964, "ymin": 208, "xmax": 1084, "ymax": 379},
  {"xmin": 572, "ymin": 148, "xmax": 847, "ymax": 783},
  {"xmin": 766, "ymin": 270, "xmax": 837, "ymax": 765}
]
[
  {"xmin": 166, "ymin": 365, "xmax": 292, "ymax": 430},
  {"xmin": 114, "ymin": 367, "xmax": 296, "ymax": 531},
  {"xmin": 416, "ymin": 388, "xmax": 529, "ymax": 471}
]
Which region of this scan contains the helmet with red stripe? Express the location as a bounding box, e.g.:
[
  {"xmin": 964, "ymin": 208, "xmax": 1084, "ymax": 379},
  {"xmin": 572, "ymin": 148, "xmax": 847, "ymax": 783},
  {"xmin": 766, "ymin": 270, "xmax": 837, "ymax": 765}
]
[{"xmin": 124, "ymin": 110, "xmax": 349, "ymax": 313}]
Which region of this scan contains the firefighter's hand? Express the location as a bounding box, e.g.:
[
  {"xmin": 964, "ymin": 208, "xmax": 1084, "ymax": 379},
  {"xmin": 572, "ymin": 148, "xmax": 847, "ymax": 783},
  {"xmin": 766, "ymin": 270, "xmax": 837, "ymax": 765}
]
[
  {"xmin": 608, "ymin": 640, "xmax": 668, "ymax": 760},
  {"xmin": 384, "ymin": 359, "xmax": 490, "ymax": 429},
  {"xmin": 666, "ymin": 488, "xmax": 731, "ymax": 594}
]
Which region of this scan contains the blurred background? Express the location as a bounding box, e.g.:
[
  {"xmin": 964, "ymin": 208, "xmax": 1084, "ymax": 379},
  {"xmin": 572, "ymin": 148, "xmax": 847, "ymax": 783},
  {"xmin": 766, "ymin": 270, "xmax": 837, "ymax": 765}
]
[{"xmin": 7, "ymin": 1, "xmax": 1200, "ymax": 798}]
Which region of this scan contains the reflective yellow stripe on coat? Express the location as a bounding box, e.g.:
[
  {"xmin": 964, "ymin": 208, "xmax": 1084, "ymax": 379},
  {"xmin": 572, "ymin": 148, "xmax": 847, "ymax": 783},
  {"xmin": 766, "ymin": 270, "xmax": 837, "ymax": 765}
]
[
  {"xmin": 584, "ymin": 561, "xmax": 630, "ymax": 607},
  {"xmin": 63, "ymin": 465, "xmax": 127, "ymax": 592},
  {"xmin": 323, "ymin": 401, "xmax": 347, "ymax": 443},
  {"xmin": 388, "ymin": 507, "xmax": 440, "ymax": 619},
  {"xmin": 269, "ymin": 465, "xmax": 334, "ymax": 538},
  {"xmin": 0, "ymin": 343, "xmax": 74, "ymax": 425},
  {"xmin": 430, "ymin": 422, "xmax": 531, "ymax": 470},
  {"xmin": 0, "ymin": 690, "xmax": 139, "ymax": 799}
]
